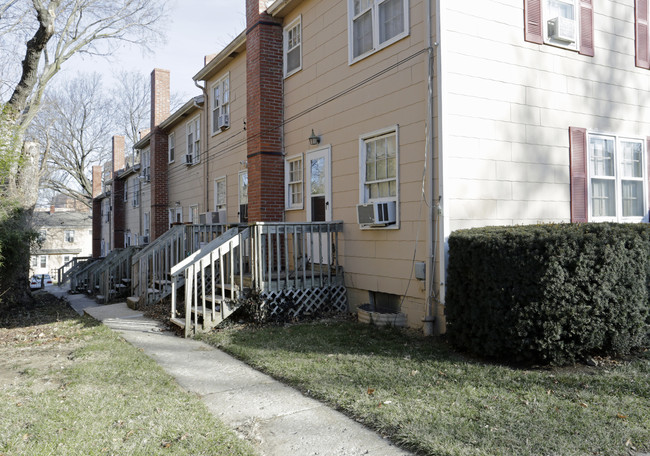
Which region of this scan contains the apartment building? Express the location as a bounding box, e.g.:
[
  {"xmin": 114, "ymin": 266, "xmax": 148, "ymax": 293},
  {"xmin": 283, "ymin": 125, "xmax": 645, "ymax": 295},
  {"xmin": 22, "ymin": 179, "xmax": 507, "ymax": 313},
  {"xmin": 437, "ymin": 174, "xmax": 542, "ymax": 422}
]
[{"xmin": 92, "ymin": 0, "xmax": 650, "ymax": 334}]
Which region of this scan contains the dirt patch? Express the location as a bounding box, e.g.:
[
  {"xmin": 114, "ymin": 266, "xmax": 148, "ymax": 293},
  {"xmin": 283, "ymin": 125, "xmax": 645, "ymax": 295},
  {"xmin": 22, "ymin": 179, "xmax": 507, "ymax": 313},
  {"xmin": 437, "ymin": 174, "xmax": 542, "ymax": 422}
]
[{"xmin": 0, "ymin": 293, "xmax": 89, "ymax": 393}]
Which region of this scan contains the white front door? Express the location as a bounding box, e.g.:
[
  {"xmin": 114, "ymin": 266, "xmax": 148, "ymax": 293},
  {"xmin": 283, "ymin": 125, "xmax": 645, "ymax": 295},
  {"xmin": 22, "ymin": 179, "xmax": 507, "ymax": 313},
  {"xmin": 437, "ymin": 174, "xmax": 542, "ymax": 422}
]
[{"xmin": 305, "ymin": 147, "xmax": 331, "ymax": 263}]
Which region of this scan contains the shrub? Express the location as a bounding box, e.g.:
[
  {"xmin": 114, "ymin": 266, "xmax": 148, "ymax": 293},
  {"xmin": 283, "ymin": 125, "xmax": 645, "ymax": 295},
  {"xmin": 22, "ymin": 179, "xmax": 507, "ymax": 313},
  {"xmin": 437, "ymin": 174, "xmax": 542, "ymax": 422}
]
[{"xmin": 446, "ymin": 223, "xmax": 650, "ymax": 365}]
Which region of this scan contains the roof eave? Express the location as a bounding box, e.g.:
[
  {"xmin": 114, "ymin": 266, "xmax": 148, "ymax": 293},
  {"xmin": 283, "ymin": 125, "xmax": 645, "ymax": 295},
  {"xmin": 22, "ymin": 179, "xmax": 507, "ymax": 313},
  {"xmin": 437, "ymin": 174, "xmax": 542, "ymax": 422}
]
[{"xmin": 192, "ymin": 31, "xmax": 247, "ymax": 82}]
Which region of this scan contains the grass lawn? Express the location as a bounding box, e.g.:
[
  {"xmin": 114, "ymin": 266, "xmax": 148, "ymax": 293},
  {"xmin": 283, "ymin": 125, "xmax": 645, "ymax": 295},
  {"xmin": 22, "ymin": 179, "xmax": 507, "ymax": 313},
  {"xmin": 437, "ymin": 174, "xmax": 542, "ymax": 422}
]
[
  {"xmin": 198, "ymin": 319, "xmax": 650, "ymax": 456},
  {"xmin": 0, "ymin": 294, "xmax": 256, "ymax": 456}
]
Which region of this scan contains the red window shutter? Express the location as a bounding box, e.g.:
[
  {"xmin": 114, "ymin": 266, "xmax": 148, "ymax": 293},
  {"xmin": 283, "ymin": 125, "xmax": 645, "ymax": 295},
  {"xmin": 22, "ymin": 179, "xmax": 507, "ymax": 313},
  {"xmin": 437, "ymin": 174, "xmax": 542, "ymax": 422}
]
[
  {"xmin": 569, "ymin": 127, "xmax": 588, "ymax": 223},
  {"xmin": 524, "ymin": 0, "xmax": 543, "ymax": 44},
  {"xmin": 579, "ymin": 0, "xmax": 594, "ymax": 56},
  {"xmin": 636, "ymin": 0, "xmax": 650, "ymax": 69},
  {"xmin": 647, "ymin": 137, "xmax": 650, "ymax": 220}
]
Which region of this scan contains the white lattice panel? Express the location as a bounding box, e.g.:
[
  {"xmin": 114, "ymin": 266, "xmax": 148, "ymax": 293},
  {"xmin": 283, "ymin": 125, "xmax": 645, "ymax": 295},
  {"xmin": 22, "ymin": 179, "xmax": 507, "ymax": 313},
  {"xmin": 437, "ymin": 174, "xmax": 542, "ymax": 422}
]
[{"xmin": 262, "ymin": 286, "xmax": 347, "ymax": 319}]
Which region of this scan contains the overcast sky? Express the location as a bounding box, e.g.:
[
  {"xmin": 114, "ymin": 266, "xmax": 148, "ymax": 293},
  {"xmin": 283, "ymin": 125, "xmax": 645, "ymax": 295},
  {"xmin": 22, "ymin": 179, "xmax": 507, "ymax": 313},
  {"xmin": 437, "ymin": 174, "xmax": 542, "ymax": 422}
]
[{"xmin": 63, "ymin": 0, "xmax": 247, "ymax": 100}]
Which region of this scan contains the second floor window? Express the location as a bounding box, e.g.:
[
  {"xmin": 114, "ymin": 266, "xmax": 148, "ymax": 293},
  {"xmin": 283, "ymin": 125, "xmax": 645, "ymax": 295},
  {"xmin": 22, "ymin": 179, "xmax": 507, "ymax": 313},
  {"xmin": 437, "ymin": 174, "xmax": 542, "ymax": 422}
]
[
  {"xmin": 169, "ymin": 132, "xmax": 175, "ymax": 163},
  {"xmin": 65, "ymin": 230, "xmax": 74, "ymax": 243},
  {"xmin": 212, "ymin": 75, "xmax": 230, "ymax": 134},
  {"xmin": 284, "ymin": 17, "xmax": 302, "ymax": 77},
  {"xmin": 349, "ymin": 0, "xmax": 409, "ymax": 62},
  {"xmin": 187, "ymin": 116, "xmax": 200, "ymax": 164}
]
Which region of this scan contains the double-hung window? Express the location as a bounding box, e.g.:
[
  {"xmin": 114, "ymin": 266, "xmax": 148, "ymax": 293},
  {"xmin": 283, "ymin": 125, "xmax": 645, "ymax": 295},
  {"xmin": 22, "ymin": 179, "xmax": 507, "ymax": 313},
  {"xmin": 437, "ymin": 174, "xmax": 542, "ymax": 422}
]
[
  {"xmin": 123, "ymin": 181, "xmax": 128, "ymax": 202},
  {"xmin": 284, "ymin": 16, "xmax": 302, "ymax": 77},
  {"xmin": 141, "ymin": 149, "xmax": 150, "ymax": 181},
  {"xmin": 589, "ymin": 135, "xmax": 646, "ymax": 221},
  {"xmin": 168, "ymin": 132, "xmax": 175, "ymax": 163},
  {"xmin": 360, "ymin": 127, "xmax": 398, "ymax": 203},
  {"xmin": 186, "ymin": 116, "xmax": 200, "ymax": 164},
  {"xmin": 524, "ymin": 0, "xmax": 593, "ymax": 56},
  {"xmin": 285, "ymin": 155, "xmax": 303, "ymax": 209},
  {"xmin": 132, "ymin": 179, "xmax": 140, "ymax": 208},
  {"xmin": 348, "ymin": 0, "xmax": 409, "ymax": 62},
  {"xmin": 65, "ymin": 230, "xmax": 74, "ymax": 243},
  {"xmin": 570, "ymin": 127, "xmax": 648, "ymax": 223},
  {"xmin": 211, "ymin": 75, "xmax": 230, "ymax": 134},
  {"xmin": 214, "ymin": 177, "xmax": 226, "ymax": 212},
  {"xmin": 238, "ymin": 171, "xmax": 248, "ymax": 223}
]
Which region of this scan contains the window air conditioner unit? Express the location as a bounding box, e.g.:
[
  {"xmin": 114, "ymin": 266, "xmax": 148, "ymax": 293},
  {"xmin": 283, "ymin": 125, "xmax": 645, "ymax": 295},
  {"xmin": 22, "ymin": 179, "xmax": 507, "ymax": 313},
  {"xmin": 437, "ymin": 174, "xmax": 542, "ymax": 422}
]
[
  {"xmin": 357, "ymin": 201, "xmax": 397, "ymax": 227},
  {"xmin": 140, "ymin": 235, "xmax": 149, "ymax": 245},
  {"xmin": 199, "ymin": 210, "xmax": 227, "ymax": 225},
  {"xmin": 548, "ymin": 16, "xmax": 575, "ymax": 43},
  {"xmin": 185, "ymin": 154, "xmax": 193, "ymax": 165},
  {"xmin": 218, "ymin": 114, "xmax": 230, "ymax": 131}
]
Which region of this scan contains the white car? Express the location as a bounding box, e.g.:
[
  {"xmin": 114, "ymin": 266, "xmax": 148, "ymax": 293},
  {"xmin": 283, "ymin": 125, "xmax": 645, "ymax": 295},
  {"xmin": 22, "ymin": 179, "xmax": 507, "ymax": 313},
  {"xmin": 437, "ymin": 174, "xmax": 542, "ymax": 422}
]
[{"xmin": 30, "ymin": 274, "xmax": 53, "ymax": 289}]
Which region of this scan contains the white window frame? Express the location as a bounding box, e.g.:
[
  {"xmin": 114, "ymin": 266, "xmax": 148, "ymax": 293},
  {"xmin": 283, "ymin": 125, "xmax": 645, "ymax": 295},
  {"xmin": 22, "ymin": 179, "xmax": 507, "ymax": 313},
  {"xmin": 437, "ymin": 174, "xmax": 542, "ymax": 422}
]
[
  {"xmin": 168, "ymin": 132, "xmax": 175, "ymax": 163},
  {"xmin": 587, "ymin": 132, "xmax": 647, "ymax": 223},
  {"xmin": 141, "ymin": 148, "xmax": 151, "ymax": 182},
  {"xmin": 40, "ymin": 255, "xmax": 47, "ymax": 268},
  {"xmin": 347, "ymin": 0, "xmax": 410, "ymax": 64},
  {"xmin": 123, "ymin": 180, "xmax": 128, "ymax": 202},
  {"xmin": 284, "ymin": 16, "xmax": 302, "ymax": 77},
  {"xmin": 31, "ymin": 256, "xmax": 38, "ymax": 267},
  {"xmin": 285, "ymin": 154, "xmax": 304, "ymax": 210},
  {"xmin": 543, "ymin": 0, "xmax": 579, "ymax": 51},
  {"xmin": 143, "ymin": 212, "xmax": 150, "ymax": 238},
  {"xmin": 186, "ymin": 116, "xmax": 201, "ymax": 164},
  {"xmin": 64, "ymin": 230, "xmax": 74, "ymax": 243},
  {"xmin": 238, "ymin": 171, "xmax": 248, "ymax": 223},
  {"xmin": 169, "ymin": 207, "xmax": 183, "ymax": 227},
  {"xmin": 189, "ymin": 204, "xmax": 199, "ymax": 224},
  {"xmin": 132, "ymin": 179, "xmax": 140, "ymax": 208},
  {"xmin": 358, "ymin": 125, "xmax": 400, "ymax": 229},
  {"xmin": 211, "ymin": 74, "xmax": 230, "ymax": 135},
  {"xmin": 214, "ymin": 176, "xmax": 227, "ymax": 212}
]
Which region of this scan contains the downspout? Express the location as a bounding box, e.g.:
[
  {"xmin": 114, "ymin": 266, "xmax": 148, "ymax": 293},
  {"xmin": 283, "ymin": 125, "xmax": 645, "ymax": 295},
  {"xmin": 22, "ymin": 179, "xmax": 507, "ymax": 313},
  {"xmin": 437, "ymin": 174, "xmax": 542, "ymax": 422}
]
[
  {"xmin": 435, "ymin": 0, "xmax": 446, "ymax": 335},
  {"xmin": 423, "ymin": 0, "xmax": 436, "ymax": 336},
  {"xmin": 195, "ymin": 80, "xmax": 209, "ymax": 212}
]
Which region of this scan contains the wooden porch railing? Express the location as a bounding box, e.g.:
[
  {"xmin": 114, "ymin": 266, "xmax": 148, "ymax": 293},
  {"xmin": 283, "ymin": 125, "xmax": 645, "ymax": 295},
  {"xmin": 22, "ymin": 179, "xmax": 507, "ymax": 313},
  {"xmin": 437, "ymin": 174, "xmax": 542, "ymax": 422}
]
[
  {"xmin": 251, "ymin": 221, "xmax": 344, "ymax": 292},
  {"xmin": 131, "ymin": 224, "xmax": 231, "ymax": 306},
  {"xmin": 169, "ymin": 221, "xmax": 344, "ymax": 336},
  {"xmin": 95, "ymin": 246, "xmax": 141, "ymax": 304},
  {"xmin": 170, "ymin": 227, "xmax": 245, "ymax": 337},
  {"xmin": 57, "ymin": 256, "xmax": 93, "ymax": 285}
]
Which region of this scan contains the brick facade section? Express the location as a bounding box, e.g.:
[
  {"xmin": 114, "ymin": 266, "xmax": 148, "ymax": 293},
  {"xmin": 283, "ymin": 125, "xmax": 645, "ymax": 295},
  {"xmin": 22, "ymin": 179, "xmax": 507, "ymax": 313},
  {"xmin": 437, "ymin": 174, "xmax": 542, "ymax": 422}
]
[
  {"xmin": 246, "ymin": 0, "xmax": 284, "ymax": 222},
  {"xmin": 111, "ymin": 136, "xmax": 125, "ymax": 249},
  {"xmin": 150, "ymin": 69, "xmax": 171, "ymax": 240},
  {"xmin": 91, "ymin": 165, "xmax": 102, "ymax": 257}
]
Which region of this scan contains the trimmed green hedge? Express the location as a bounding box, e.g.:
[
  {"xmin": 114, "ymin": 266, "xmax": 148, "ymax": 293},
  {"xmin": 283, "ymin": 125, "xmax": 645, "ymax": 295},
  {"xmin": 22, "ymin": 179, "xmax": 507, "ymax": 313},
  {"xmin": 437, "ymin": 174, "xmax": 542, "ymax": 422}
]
[{"xmin": 446, "ymin": 223, "xmax": 650, "ymax": 365}]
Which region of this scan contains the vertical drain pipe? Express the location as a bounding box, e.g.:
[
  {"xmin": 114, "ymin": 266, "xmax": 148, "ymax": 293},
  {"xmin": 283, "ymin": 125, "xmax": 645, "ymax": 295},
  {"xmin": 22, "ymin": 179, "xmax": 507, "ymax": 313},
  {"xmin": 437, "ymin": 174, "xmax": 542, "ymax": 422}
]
[{"xmin": 423, "ymin": 0, "xmax": 436, "ymax": 336}]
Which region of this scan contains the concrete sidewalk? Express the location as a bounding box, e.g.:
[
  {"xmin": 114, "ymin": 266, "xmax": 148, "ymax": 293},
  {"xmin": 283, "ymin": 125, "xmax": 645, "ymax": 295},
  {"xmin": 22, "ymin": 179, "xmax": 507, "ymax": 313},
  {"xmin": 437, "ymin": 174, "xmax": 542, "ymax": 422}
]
[{"xmin": 52, "ymin": 286, "xmax": 411, "ymax": 456}]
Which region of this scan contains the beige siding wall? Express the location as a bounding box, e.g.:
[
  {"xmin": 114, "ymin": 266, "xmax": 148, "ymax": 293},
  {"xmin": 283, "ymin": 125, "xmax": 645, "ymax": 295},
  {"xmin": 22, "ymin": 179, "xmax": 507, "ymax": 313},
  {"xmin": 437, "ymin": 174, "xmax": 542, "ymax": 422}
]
[
  {"xmin": 441, "ymin": 0, "xmax": 650, "ymax": 232},
  {"xmin": 281, "ymin": 0, "xmax": 433, "ymax": 327},
  {"xmin": 167, "ymin": 107, "xmax": 204, "ymax": 222},
  {"xmin": 205, "ymin": 52, "xmax": 248, "ymax": 223},
  {"xmin": 123, "ymin": 174, "xmax": 142, "ymax": 243}
]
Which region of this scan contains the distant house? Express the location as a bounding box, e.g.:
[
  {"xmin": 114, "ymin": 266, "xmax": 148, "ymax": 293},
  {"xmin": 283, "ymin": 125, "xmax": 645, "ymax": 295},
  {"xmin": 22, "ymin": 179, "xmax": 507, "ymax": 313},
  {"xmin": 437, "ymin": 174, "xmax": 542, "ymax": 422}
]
[{"xmin": 30, "ymin": 208, "xmax": 92, "ymax": 279}]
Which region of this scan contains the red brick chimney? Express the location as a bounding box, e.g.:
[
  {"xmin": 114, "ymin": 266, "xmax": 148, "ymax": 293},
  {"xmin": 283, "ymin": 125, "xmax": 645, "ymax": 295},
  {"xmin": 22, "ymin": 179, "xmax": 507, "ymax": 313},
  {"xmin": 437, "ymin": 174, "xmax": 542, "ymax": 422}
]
[
  {"xmin": 112, "ymin": 135, "xmax": 125, "ymax": 175},
  {"xmin": 92, "ymin": 165, "xmax": 102, "ymax": 258},
  {"xmin": 49, "ymin": 205, "xmax": 55, "ymax": 215},
  {"xmin": 150, "ymin": 69, "xmax": 170, "ymax": 240},
  {"xmin": 112, "ymin": 135, "xmax": 126, "ymax": 249},
  {"xmin": 246, "ymin": 0, "xmax": 284, "ymax": 222}
]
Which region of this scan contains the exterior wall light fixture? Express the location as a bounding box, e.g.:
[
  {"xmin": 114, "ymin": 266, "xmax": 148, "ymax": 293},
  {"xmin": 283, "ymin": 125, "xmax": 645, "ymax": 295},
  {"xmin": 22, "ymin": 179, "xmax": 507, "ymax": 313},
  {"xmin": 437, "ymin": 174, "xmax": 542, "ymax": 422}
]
[{"xmin": 308, "ymin": 129, "xmax": 321, "ymax": 146}]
